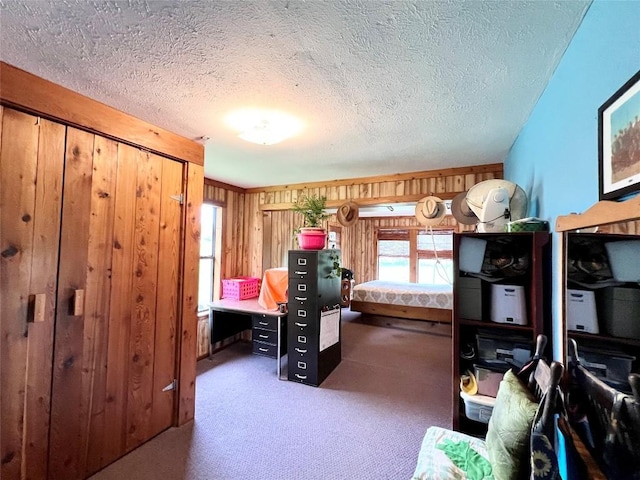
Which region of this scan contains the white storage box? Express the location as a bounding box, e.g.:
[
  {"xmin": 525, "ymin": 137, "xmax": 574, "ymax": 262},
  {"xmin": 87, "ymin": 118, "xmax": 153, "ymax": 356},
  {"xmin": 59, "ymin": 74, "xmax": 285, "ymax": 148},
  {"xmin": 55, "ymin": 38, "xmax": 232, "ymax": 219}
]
[
  {"xmin": 491, "ymin": 284, "xmax": 527, "ymax": 325},
  {"xmin": 567, "ymin": 289, "xmax": 599, "ymax": 334},
  {"xmin": 460, "ymin": 391, "xmax": 496, "ymax": 424}
]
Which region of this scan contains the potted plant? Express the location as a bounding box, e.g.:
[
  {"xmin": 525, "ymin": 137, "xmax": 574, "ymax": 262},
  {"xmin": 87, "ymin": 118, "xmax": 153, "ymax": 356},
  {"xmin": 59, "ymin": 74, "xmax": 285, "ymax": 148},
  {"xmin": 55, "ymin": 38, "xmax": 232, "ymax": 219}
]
[{"xmin": 292, "ymin": 194, "xmax": 329, "ymax": 250}]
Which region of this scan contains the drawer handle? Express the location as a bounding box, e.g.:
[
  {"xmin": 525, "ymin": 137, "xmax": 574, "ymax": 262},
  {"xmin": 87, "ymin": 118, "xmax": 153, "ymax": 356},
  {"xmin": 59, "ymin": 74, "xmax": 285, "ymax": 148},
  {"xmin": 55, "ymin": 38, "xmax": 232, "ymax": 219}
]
[
  {"xmin": 295, "ymin": 348, "xmax": 307, "ymax": 353},
  {"xmin": 295, "ymin": 322, "xmax": 307, "ymax": 327},
  {"xmin": 258, "ymin": 334, "xmax": 269, "ymax": 339},
  {"xmin": 259, "ymin": 347, "xmax": 269, "ymax": 352},
  {"xmin": 294, "ymin": 270, "xmax": 307, "ymax": 275},
  {"xmin": 294, "ymin": 296, "xmax": 307, "ymax": 301},
  {"xmin": 295, "ymin": 374, "xmax": 307, "ymax": 380},
  {"xmin": 259, "ymin": 321, "xmax": 269, "ymax": 326}
]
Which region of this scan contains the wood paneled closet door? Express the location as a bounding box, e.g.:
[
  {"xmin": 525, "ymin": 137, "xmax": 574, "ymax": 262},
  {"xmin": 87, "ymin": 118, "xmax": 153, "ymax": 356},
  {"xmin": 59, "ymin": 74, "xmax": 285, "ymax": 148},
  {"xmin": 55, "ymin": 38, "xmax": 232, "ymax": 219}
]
[
  {"xmin": 47, "ymin": 129, "xmax": 184, "ymax": 479},
  {"xmin": 1, "ymin": 108, "xmax": 65, "ymax": 480}
]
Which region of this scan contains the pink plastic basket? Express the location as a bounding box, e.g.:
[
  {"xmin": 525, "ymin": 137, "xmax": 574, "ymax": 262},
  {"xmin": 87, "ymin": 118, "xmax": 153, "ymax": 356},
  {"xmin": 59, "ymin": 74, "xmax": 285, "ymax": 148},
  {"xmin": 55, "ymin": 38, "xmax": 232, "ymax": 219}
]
[{"xmin": 222, "ymin": 276, "xmax": 260, "ymax": 300}]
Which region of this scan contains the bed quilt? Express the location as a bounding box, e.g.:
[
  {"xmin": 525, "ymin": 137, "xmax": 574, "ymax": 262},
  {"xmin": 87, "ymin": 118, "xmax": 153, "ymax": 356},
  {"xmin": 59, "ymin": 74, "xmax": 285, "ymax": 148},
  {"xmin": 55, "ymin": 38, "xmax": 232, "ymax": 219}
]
[{"xmin": 352, "ymin": 280, "xmax": 452, "ymax": 310}]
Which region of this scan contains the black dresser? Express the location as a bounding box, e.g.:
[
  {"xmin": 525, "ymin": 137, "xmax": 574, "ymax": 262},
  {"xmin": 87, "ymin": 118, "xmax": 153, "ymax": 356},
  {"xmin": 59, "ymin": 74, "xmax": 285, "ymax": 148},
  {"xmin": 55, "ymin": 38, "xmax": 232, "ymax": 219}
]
[{"xmin": 288, "ymin": 249, "xmax": 342, "ymax": 387}]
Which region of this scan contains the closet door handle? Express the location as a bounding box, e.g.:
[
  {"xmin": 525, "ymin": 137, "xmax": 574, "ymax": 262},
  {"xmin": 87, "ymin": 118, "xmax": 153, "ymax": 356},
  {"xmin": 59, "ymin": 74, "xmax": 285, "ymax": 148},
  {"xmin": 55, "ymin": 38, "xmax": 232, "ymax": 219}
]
[
  {"xmin": 28, "ymin": 293, "xmax": 47, "ymax": 323},
  {"xmin": 71, "ymin": 289, "xmax": 85, "ymax": 316}
]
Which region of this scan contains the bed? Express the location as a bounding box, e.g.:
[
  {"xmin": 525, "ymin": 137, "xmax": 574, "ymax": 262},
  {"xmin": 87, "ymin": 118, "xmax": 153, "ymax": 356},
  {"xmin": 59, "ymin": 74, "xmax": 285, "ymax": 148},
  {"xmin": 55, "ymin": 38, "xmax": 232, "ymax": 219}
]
[{"xmin": 350, "ymin": 280, "xmax": 452, "ymax": 324}]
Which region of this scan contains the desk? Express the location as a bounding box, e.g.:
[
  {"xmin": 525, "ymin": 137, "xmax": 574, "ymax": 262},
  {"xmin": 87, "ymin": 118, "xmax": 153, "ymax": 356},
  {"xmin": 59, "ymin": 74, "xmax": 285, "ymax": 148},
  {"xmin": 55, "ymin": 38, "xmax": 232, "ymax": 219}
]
[{"xmin": 209, "ymin": 298, "xmax": 287, "ymax": 379}]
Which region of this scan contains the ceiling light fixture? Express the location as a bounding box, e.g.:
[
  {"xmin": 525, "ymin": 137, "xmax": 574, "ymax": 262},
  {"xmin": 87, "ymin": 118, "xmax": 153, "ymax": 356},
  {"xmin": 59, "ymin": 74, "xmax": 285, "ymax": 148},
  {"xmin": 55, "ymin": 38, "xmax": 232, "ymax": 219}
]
[{"xmin": 225, "ymin": 108, "xmax": 304, "ymax": 146}]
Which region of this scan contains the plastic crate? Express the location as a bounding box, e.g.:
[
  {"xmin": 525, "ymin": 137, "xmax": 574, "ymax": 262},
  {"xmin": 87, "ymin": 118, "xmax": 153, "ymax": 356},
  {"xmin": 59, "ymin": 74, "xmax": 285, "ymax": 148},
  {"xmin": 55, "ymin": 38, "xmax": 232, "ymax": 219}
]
[
  {"xmin": 578, "ymin": 346, "xmax": 635, "ymax": 386},
  {"xmin": 476, "ymin": 332, "xmax": 532, "ymax": 369},
  {"xmin": 460, "ymin": 391, "xmax": 496, "ymax": 424},
  {"xmin": 222, "ymin": 277, "xmax": 260, "ymax": 300}
]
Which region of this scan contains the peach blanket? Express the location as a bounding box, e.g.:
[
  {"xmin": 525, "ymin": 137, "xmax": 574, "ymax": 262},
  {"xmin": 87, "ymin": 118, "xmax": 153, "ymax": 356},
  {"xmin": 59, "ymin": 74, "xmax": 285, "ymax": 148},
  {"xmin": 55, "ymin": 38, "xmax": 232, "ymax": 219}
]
[{"xmin": 257, "ymin": 267, "xmax": 288, "ymax": 311}]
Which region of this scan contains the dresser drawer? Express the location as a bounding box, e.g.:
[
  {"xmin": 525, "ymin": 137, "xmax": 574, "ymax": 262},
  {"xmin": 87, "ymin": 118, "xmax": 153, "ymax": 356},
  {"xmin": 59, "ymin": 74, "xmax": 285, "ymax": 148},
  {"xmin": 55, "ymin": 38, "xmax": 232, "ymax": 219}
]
[
  {"xmin": 253, "ymin": 338, "xmax": 286, "ymax": 356},
  {"xmin": 289, "ymin": 290, "xmax": 317, "ymax": 310},
  {"xmin": 288, "ymin": 329, "xmax": 318, "ymax": 351},
  {"xmin": 253, "ymin": 329, "xmax": 278, "ymax": 345},
  {"xmin": 288, "ymin": 359, "xmax": 318, "ymax": 385},
  {"xmin": 289, "ymin": 277, "xmax": 318, "ymax": 296},
  {"xmin": 251, "ymin": 314, "xmax": 279, "ymax": 331},
  {"xmin": 252, "ymin": 341, "xmax": 278, "ymax": 357},
  {"xmin": 289, "ymin": 304, "xmax": 317, "ymax": 322},
  {"xmin": 288, "ymin": 251, "xmax": 319, "ymax": 279},
  {"xmin": 289, "ymin": 318, "xmax": 317, "ymax": 337}
]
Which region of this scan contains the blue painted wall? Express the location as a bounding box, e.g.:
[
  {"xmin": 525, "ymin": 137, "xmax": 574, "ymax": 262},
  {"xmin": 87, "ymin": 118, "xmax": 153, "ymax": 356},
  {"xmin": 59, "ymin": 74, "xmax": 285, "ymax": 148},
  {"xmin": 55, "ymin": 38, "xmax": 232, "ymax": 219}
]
[{"xmin": 503, "ymin": 0, "xmax": 640, "ymax": 359}]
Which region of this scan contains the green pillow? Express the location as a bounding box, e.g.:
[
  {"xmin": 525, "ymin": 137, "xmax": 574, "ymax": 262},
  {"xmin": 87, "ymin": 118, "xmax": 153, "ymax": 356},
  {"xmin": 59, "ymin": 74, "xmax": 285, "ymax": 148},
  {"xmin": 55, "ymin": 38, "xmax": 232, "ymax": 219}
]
[{"xmin": 485, "ymin": 369, "xmax": 538, "ymax": 480}]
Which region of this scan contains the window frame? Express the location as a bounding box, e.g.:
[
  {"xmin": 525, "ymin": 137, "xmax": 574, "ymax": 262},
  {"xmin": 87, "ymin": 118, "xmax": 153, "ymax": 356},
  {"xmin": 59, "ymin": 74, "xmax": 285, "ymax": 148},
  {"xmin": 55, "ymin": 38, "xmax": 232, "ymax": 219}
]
[
  {"xmin": 197, "ymin": 201, "xmax": 221, "ymax": 314},
  {"xmin": 375, "ymin": 226, "xmax": 453, "ymax": 283}
]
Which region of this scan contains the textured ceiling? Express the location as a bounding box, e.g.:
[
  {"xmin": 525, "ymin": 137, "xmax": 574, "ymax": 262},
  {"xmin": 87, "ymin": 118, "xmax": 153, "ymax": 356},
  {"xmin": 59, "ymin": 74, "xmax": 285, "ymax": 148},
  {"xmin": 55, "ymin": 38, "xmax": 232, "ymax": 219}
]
[{"xmin": 0, "ymin": 0, "xmax": 590, "ymax": 188}]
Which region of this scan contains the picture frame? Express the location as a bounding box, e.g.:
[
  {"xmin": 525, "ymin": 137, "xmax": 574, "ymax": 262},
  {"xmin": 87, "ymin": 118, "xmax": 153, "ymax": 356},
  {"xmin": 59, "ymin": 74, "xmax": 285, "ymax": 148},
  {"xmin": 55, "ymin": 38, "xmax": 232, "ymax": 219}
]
[{"xmin": 599, "ymin": 70, "xmax": 640, "ymax": 201}]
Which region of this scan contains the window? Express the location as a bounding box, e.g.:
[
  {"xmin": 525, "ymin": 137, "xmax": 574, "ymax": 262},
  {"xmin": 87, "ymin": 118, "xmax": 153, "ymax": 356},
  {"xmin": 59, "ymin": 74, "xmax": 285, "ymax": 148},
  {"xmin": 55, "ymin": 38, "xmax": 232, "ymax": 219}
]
[
  {"xmin": 328, "ymin": 224, "xmax": 342, "ymax": 250},
  {"xmin": 377, "ymin": 229, "xmax": 411, "ymax": 282},
  {"xmin": 198, "ymin": 203, "xmax": 218, "ymax": 312},
  {"xmin": 377, "ymin": 228, "xmax": 453, "ymax": 284},
  {"xmin": 417, "ymin": 230, "xmax": 453, "ymax": 285}
]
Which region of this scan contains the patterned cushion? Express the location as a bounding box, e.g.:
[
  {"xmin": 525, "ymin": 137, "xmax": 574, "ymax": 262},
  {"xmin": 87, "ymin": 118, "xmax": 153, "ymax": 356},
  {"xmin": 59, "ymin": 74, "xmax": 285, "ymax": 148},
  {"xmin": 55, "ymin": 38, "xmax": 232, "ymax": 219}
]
[
  {"xmin": 412, "ymin": 426, "xmax": 494, "ymax": 480},
  {"xmin": 530, "ymin": 432, "xmax": 560, "ymax": 480},
  {"xmin": 485, "ymin": 370, "xmax": 538, "ymax": 480}
]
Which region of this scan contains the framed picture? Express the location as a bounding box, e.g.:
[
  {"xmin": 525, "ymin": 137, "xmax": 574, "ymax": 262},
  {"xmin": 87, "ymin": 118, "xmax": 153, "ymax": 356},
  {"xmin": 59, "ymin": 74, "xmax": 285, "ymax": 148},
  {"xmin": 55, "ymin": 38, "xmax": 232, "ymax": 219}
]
[{"xmin": 599, "ymin": 70, "xmax": 640, "ymax": 201}]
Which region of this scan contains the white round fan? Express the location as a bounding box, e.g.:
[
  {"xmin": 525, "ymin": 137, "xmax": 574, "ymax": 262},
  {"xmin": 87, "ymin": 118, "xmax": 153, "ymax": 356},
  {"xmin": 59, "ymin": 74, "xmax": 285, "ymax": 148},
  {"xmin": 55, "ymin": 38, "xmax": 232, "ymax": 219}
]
[{"xmin": 463, "ymin": 180, "xmax": 528, "ymax": 232}]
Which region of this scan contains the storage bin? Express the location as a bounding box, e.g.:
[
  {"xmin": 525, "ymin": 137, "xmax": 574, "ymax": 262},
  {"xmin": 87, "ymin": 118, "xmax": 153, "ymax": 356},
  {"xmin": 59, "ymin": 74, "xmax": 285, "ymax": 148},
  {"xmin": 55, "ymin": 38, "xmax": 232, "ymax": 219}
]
[
  {"xmin": 460, "ymin": 391, "xmax": 496, "ymax": 424},
  {"xmin": 458, "ymin": 276, "xmax": 483, "ymax": 320},
  {"xmin": 476, "ymin": 332, "xmax": 532, "ymax": 369},
  {"xmin": 222, "ymin": 277, "xmax": 260, "ymax": 300},
  {"xmin": 474, "ymin": 364, "xmax": 504, "ymax": 397},
  {"xmin": 578, "ymin": 346, "xmax": 635, "ymax": 385},
  {"xmin": 567, "ymin": 289, "xmax": 599, "ymax": 334},
  {"xmin": 598, "ymin": 287, "xmax": 640, "ymax": 340}
]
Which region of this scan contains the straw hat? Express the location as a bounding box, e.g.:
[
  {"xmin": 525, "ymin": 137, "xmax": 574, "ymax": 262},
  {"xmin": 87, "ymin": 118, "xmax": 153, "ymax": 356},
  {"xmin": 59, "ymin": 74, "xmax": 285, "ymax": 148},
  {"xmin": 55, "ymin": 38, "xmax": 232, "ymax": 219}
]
[
  {"xmin": 415, "ymin": 196, "xmax": 446, "ymax": 226},
  {"xmin": 336, "ymin": 201, "xmax": 359, "ymax": 227},
  {"xmin": 451, "ymin": 191, "xmax": 479, "ymax": 225}
]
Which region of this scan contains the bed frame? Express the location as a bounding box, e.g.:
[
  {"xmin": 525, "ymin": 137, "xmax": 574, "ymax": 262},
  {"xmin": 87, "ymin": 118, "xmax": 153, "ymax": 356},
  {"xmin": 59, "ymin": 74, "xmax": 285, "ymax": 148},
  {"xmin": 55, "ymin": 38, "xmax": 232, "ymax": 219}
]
[{"xmin": 349, "ymin": 299, "xmax": 451, "ymax": 324}]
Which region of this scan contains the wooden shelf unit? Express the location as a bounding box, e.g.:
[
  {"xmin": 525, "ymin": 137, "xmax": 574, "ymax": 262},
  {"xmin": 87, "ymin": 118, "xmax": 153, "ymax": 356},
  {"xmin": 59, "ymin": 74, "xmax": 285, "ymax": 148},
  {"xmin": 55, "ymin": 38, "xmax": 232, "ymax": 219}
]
[{"xmin": 451, "ymin": 231, "xmax": 552, "ymax": 434}]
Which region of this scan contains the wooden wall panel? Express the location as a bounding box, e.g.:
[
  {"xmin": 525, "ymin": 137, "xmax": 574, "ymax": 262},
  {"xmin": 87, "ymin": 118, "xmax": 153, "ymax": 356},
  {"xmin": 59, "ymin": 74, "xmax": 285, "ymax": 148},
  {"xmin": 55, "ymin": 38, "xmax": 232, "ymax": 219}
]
[
  {"xmin": 151, "ymin": 157, "xmax": 183, "ymax": 435},
  {"xmin": 49, "ymin": 127, "xmax": 96, "ymax": 480},
  {"xmin": 0, "ymin": 62, "xmax": 203, "ymax": 165},
  {"xmin": 23, "ymin": 117, "xmax": 66, "ymax": 480},
  {"xmin": 1, "ymin": 64, "xmax": 205, "ymax": 476},
  {"xmin": 1, "ymin": 110, "xmax": 64, "ymax": 480},
  {"xmin": 0, "ymin": 109, "xmax": 40, "ymax": 480},
  {"xmin": 241, "ymin": 164, "xmax": 503, "ymax": 280},
  {"xmin": 203, "ymin": 184, "xmax": 247, "ymax": 283},
  {"xmin": 177, "ymin": 162, "xmax": 203, "ymax": 426},
  {"xmin": 83, "ymin": 135, "xmax": 118, "ymax": 474},
  {"xmin": 126, "ymin": 151, "xmax": 162, "ymax": 451},
  {"xmin": 197, "ymin": 316, "xmax": 211, "ymax": 359},
  {"xmin": 103, "ymin": 144, "xmax": 138, "ymax": 465}
]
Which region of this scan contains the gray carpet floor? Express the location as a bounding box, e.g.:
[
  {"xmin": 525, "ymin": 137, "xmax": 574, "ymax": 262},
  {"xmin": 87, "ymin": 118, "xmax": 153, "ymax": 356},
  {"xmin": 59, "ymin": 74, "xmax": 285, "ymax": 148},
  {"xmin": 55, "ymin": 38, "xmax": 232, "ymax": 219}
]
[{"xmin": 91, "ymin": 312, "xmax": 452, "ymax": 480}]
